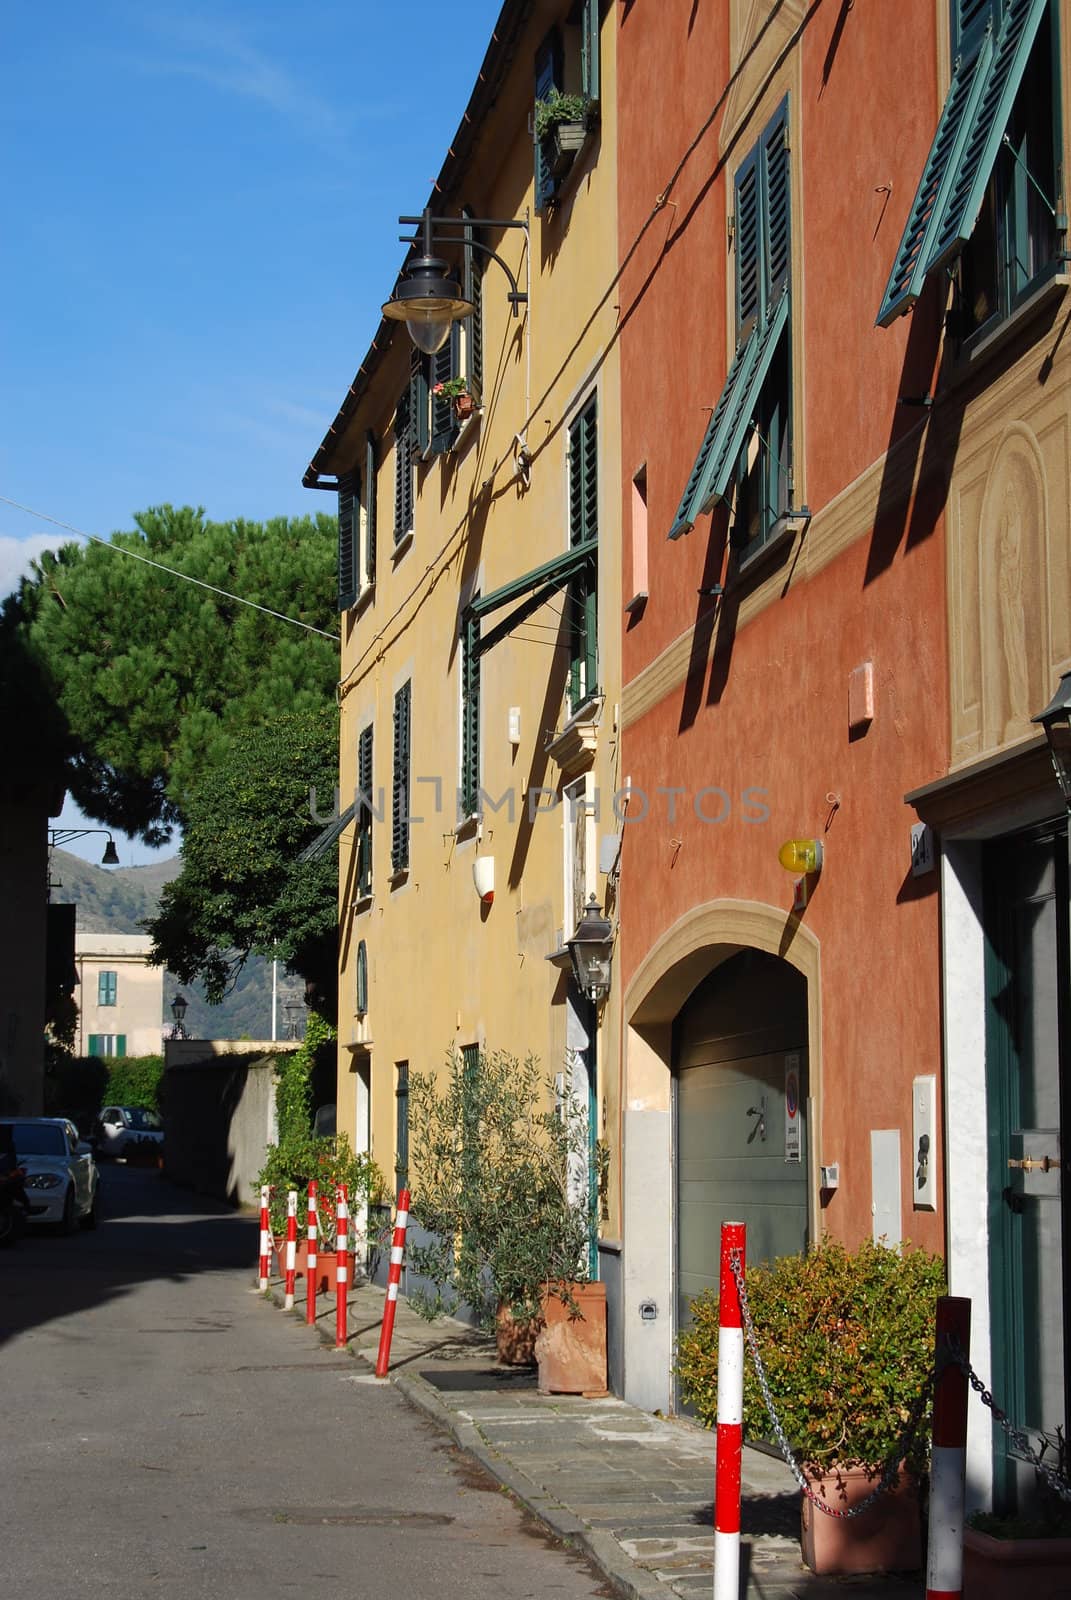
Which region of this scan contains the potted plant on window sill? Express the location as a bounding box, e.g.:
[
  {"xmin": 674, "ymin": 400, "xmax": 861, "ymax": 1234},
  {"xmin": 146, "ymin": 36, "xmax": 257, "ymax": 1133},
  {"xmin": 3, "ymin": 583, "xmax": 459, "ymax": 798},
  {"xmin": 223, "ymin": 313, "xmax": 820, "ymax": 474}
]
[
  {"xmin": 535, "ymin": 90, "xmax": 596, "ymax": 180},
  {"xmin": 433, "ymin": 375, "xmax": 478, "ymax": 422},
  {"xmin": 677, "ymin": 1237, "xmax": 946, "ymax": 1575},
  {"xmin": 406, "ymin": 1047, "xmax": 607, "ymax": 1394}
]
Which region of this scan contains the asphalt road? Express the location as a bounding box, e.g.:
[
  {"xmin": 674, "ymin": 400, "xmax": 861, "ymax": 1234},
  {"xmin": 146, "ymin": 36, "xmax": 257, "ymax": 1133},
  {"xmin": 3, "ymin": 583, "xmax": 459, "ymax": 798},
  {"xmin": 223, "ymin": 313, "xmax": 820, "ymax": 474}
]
[{"xmin": 2, "ymin": 1163, "xmax": 610, "ymax": 1600}]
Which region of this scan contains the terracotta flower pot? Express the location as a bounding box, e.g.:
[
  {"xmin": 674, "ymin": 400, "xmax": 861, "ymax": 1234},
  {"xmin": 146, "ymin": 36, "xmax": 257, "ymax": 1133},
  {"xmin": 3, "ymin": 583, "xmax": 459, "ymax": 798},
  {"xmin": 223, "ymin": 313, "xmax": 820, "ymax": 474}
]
[
  {"xmin": 495, "ymin": 1300, "xmax": 541, "ymax": 1366},
  {"xmin": 963, "ymin": 1525, "xmax": 1071, "ymax": 1599},
  {"xmin": 453, "ymin": 392, "xmax": 475, "ymax": 420},
  {"xmin": 799, "ymin": 1464, "xmax": 920, "ymax": 1575},
  {"xmin": 272, "ymin": 1235, "xmax": 337, "ymax": 1297},
  {"xmin": 534, "ymin": 1280, "xmax": 608, "ymax": 1397}
]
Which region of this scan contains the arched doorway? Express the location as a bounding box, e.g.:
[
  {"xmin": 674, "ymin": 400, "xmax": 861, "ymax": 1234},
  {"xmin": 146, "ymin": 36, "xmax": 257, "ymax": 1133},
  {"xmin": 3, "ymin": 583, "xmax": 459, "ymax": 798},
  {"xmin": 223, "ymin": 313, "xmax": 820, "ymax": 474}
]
[{"xmin": 675, "ymin": 949, "xmax": 809, "ymax": 1350}]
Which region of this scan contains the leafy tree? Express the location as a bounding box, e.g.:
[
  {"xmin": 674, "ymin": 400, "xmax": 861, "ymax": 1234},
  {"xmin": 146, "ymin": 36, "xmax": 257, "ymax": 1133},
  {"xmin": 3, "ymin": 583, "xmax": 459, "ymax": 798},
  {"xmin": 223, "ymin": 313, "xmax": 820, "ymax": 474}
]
[
  {"xmin": 17, "ymin": 506, "xmax": 338, "ymax": 843},
  {"xmin": 146, "ymin": 709, "xmax": 339, "ymax": 1006}
]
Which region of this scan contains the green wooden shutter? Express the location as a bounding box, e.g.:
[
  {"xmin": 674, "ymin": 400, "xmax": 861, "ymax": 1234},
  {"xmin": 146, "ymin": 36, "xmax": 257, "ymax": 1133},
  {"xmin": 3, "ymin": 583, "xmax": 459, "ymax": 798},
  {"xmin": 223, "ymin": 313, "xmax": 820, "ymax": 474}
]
[
  {"xmin": 88, "ymin": 1034, "xmax": 102, "ymax": 1058},
  {"xmin": 364, "ymin": 432, "xmax": 377, "ymax": 584},
  {"xmin": 463, "ymin": 212, "xmax": 483, "ymax": 398},
  {"xmin": 410, "ymin": 349, "xmax": 430, "ymax": 456},
  {"xmin": 357, "ymin": 723, "xmax": 373, "ymax": 896},
  {"xmin": 581, "ymin": 0, "xmax": 600, "ymax": 102},
  {"xmin": 337, "ymin": 472, "xmax": 358, "ymax": 611},
  {"xmin": 116, "ymin": 1035, "xmax": 127, "ymax": 1057},
  {"xmin": 734, "ymin": 146, "xmax": 762, "ymax": 340},
  {"xmin": 393, "ymin": 386, "xmax": 412, "ymax": 544},
  {"xmin": 391, "ymin": 681, "xmax": 411, "ymax": 873},
  {"xmin": 395, "ymin": 1060, "xmax": 410, "ymax": 1184},
  {"xmin": 926, "ymin": 0, "xmax": 1048, "ymax": 274},
  {"xmin": 461, "ymin": 606, "xmax": 480, "ymax": 818},
  {"xmin": 876, "ymin": 28, "xmax": 994, "ymax": 324},
  {"xmin": 534, "ymin": 29, "xmax": 563, "ymax": 211},
  {"xmin": 705, "ymin": 291, "xmax": 790, "ymax": 509},
  {"xmin": 669, "ymin": 335, "xmax": 760, "ymax": 538},
  {"xmin": 355, "ymin": 939, "xmax": 368, "ymax": 1016},
  {"xmin": 430, "ymin": 325, "xmax": 461, "ymax": 454},
  {"xmin": 955, "ymin": 0, "xmax": 1001, "ymax": 57},
  {"xmin": 568, "ymin": 399, "xmax": 598, "ymax": 709},
  {"xmin": 762, "ymin": 103, "xmax": 791, "ymax": 311}
]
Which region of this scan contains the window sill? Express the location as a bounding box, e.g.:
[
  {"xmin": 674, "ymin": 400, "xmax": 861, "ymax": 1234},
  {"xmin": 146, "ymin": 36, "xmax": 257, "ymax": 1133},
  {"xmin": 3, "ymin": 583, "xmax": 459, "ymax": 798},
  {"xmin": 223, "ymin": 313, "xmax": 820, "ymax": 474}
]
[
  {"xmin": 545, "ymin": 693, "xmax": 603, "ymax": 774},
  {"xmin": 624, "ymin": 590, "xmax": 648, "ymax": 615},
  {"xmin": 730, "ymin": 520, "xmax": 796, "ymax": 584},
  {"xmin": 388, "ymin": 866, "xmax": 409, "ymax": 889},
  {"xmin": 352, "ymin": 893, "xmax": 374, "ymax": 917},
  {"xmin": 392, "ymin": 529, "xmax": 414, "ymax": 563},
  {"xmin": 453, "ymin": 813, "xmax": 479, "ymax": 843},
  {"xmin": 352, "ymin": 582, "xmax": 375, "ymax": 618},
  {"xmin": 947, "ymin": 268, "xmax": 1069, "ymax": 384}
]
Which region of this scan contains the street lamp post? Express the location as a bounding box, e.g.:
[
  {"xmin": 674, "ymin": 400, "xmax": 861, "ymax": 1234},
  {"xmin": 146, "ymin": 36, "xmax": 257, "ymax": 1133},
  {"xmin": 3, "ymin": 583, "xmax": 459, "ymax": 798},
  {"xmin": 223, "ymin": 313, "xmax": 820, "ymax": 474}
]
[{"xmin": 169, "ymin": 993, "xmax": 189, "ymax": 1041}]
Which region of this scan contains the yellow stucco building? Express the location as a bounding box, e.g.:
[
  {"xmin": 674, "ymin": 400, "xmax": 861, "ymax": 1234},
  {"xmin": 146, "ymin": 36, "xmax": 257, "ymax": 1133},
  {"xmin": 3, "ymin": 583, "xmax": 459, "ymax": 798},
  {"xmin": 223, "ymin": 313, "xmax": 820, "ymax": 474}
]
[{"xmin": 303, "ymin": 0, "xmax": 623, "ymax": 1368}]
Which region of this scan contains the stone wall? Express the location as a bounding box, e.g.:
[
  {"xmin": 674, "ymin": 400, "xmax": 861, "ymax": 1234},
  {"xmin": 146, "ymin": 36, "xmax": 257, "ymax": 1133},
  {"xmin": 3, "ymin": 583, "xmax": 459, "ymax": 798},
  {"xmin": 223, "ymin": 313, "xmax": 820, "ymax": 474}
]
[{"xmin": 162, "ymin": 1040, "xmax": 293, "ymax": 1205}]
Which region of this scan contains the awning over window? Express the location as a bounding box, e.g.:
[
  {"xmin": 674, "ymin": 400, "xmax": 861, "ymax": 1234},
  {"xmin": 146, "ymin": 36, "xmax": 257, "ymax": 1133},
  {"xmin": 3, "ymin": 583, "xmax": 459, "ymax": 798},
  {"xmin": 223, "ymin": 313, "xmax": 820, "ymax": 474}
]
[
  {"xmin": 669, "ymin": 292, "xmax": 790, "ymax": 540},
  {"xmin": 876, "ymin": 0, "xmax": 1047, "ymax": 327},
  {"xmin": 467, "ymin": 539, "xmax": 597, "ymax": 658},
  {"xmin": 298, "ymin": 801, "xmax": 355, "ymax": 863}
]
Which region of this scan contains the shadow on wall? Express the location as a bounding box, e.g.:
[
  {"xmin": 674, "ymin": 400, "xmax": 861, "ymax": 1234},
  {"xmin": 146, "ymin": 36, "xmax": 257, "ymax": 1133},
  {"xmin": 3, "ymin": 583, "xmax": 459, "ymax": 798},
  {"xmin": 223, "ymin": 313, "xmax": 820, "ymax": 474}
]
[{"xmin": 163, "ymin": 1044, "xmax": 290, "ymax": 1206}]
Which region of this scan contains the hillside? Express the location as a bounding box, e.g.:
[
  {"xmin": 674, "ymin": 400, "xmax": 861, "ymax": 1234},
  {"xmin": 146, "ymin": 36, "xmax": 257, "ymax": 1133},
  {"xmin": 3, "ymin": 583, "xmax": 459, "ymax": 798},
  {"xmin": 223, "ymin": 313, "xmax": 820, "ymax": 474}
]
[{"xmin": 51, "ymin": 849, "xmax": 305, "ymax": 1041}]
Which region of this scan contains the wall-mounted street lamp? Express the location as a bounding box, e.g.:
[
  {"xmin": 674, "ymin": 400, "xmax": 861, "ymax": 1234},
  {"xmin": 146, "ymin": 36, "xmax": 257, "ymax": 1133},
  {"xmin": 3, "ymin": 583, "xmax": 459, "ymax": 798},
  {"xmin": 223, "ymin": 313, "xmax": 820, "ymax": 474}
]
[
  {"xmin": 1033, "ymin": 669, "xmax": 1071, "ymax": 809},
  {"xmin": 169, "ymin": 993, "xmax": 189, "ymax": 1041},
  {"xmin": 382, "ymin": 207, "xmax": 528, "ymax": 356},
  {"xmin": 566, "ymin": 895, "xmax": 614, "ymax": 1003},
  {"xmin": 49, "ymin": 827, "xmax": 120, "ymax": 866}
]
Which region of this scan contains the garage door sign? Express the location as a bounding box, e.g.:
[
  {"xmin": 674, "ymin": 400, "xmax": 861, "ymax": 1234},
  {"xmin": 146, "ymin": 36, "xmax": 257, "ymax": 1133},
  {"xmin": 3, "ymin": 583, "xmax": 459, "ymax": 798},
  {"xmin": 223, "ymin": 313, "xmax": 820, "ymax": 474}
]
[{"xmin": 784, "ymin": 1054, "xmax": 801, "ymax": 1164}]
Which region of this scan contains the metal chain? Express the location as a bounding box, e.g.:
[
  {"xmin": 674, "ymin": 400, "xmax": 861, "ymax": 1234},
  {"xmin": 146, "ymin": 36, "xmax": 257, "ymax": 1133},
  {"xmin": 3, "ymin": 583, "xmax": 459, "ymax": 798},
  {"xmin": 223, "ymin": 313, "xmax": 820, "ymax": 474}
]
[
  {"xmin": 945, "ymin": 1336, "xmax": 1071, "ymax": 1505},
  {"xmin": 728, "ymin": 1247, "xmax": 935, "ymax": 1519}
]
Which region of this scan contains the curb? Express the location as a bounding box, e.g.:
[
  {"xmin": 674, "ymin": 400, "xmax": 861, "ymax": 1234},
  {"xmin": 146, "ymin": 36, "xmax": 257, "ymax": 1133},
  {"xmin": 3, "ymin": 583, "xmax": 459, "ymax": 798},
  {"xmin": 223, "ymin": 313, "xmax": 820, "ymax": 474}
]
[{"xmin": 256, "ymin": 1282, "xmax": 663, "ymax": 1600}]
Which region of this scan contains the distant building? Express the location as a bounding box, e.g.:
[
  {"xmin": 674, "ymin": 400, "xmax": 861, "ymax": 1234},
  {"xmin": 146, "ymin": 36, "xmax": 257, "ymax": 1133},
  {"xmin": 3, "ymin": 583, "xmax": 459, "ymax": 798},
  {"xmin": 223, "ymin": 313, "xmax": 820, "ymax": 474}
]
[{"xmin": 74, "ymin": 932, "xmax": 163, "ymax": 1058}]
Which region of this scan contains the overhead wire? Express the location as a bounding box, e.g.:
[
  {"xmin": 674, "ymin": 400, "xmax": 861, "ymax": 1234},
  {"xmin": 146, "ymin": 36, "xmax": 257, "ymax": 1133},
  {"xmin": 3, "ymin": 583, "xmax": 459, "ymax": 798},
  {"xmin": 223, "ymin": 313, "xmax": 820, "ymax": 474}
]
[{"xmin": 0, "ymin": 494, "xmax": 340, "ymax": 641}]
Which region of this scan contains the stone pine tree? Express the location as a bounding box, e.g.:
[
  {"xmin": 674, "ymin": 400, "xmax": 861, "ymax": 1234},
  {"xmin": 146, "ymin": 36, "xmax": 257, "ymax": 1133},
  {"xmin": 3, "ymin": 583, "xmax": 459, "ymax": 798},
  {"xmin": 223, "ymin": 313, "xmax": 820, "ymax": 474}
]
[{"xmin": 14, "ymin": 504, "xmax": 342, "ymax": 1006}]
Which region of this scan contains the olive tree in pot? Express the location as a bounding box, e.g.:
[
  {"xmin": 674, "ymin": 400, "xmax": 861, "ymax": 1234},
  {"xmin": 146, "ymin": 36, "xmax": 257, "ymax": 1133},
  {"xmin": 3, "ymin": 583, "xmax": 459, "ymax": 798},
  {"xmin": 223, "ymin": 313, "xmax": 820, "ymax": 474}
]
[
  {"xmin": 677, "ymin": 1237, "xmax": 946, "ymax": 1576},
  {"xmin": 406, "ymin": 1048, "xmax": 605, "ymax": 1389}
]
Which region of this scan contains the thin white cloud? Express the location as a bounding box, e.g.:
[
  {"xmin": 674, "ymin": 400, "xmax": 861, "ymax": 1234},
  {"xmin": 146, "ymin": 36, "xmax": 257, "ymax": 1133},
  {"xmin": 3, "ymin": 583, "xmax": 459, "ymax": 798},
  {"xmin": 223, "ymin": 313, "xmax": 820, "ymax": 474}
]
[
  {"xmin": 127, "ymin": 12, "xmax": 343, "ymax": 140},
  {"xmin": 0, "ymin": 533, "xmax": 61, "ymax": 600}
]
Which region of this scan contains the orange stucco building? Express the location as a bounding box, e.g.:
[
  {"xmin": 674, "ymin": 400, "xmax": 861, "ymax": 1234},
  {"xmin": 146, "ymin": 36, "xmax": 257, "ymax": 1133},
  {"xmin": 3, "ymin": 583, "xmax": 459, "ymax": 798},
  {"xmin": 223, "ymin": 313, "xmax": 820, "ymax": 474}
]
[{"xmin": 612, "ymin": 0, "xmax": 1069, "ymax": 1513}]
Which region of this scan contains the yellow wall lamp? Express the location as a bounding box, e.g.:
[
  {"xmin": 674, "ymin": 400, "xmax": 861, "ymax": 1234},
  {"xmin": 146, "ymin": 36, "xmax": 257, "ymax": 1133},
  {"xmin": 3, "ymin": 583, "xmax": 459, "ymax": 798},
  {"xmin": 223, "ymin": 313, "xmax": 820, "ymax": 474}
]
[{"xmin": 778, "ymin": 837, "xmax": 823, "ymax": 909}]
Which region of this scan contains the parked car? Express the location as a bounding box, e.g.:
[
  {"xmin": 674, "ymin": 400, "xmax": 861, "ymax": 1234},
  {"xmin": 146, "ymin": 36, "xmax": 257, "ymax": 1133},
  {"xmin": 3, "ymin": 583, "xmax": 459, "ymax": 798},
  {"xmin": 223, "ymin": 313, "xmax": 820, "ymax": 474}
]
[
  {"xmin": 0, "ymin": 1118, "xmax": 99, "ymax": 1232},
  {"xmin": 92, "ymin": 1105, "xmax": 164, "ymax": 1160}
]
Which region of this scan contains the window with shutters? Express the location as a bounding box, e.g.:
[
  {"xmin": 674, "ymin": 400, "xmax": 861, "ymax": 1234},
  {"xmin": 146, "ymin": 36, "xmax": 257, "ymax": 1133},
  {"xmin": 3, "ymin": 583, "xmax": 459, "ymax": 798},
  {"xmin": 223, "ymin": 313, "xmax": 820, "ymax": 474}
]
[
  {"xmin": 361, "ymin": 433, "xmax": 377, "ymax": 589},
  {"xmin": 670, "ymin": 99, "xmax": 793, "ymax": 561},
  {"xmin": 567, "ymin": 395, "xmax": 599, "ymax": 713},
  {"xmin": 394, "ymin": 353, "xmax": 428, "ymax": 547},
  {"xmin": 877, "ymin": 0, "xmax": 1060, "ymax": 336},
  {"xmin": 395, "ymin": 1060, "xmax": 409, "ymax": 1186},
  {"xmin": 391, "ymin": 681, "xmax": 412, "ymax": 876},
  {"xmin": 357, "ymin": 723, "xmax": 374, "ymax": 899},
  {"xmin": 88, "ymin": 1034, "xmax": 126, "ymax": 1058},
  {"xmin": 533, "ymin": 1, "xmax": 601, "ymax": 212},
  {"xmin": 97, "ymin": 970, "xmax": 117, "ymax": 1007},
  {"xmin": 337, "ymin": 473, "xmax": 358, "ymax": 611},
  {"xmin": 460, "ymin": 602, "xmax": 481, "ymax": 821}
]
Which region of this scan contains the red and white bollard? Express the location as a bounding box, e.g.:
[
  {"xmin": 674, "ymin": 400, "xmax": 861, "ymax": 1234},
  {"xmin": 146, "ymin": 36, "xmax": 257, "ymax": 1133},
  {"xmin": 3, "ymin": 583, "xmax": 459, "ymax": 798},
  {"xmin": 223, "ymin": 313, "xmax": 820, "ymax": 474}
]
[
  {"xmin": 283, "ymin": 1189, "xmax": 298, "ymax": 1310},
  {"xmin": 306, "ymin": 1179, "xmax": 319, "ymax": 1326},
  {"xmin": 713, "ymin": 1220, "xmax": 746, "ymax": 1600},
  {"xmin": 926, "ymin": 1296, "xmax": 971, "ymax": 1600},
  {"xmin": 335, "ymin": 1184, "xmax": 349, "ymax": 1349},
  {"xmin": 375, "ymin": 1188, "xmax": 411, "ymax": 1379},
  {"xmin": 257, "ymin": 1184, "xmax": 271, "ymax": 1291}
]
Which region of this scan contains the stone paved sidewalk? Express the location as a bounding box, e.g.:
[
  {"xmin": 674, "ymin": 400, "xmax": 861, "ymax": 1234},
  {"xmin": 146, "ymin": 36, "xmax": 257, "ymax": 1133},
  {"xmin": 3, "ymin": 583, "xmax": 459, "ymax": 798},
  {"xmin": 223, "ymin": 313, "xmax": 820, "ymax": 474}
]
[{"xmin": 264, "ymin": 1275, "xmax": 923, "ymax": 1600}]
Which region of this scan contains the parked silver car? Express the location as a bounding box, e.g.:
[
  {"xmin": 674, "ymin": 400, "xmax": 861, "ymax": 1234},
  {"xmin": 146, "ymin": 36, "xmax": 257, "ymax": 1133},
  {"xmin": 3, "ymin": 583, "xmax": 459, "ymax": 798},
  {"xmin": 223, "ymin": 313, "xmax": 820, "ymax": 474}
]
[
  {"xmin": 92, "ymin": 1105, "xmax": 164, "ymax": 1160},
  {"xmin": 0, "ymin": 1118, "xmax": 99, "ymax": 1231}
]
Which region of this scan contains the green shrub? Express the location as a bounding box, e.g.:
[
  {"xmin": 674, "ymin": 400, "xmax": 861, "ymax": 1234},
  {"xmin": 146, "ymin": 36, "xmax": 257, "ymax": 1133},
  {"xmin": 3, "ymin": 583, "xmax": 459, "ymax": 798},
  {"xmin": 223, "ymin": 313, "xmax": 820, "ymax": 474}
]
[
  {"xmin": 44, "ymin": 1053, "xmax": 163, "ymax": 1123},
  {"xmin": 676, "ymin": 1237, "xmax": 946, "ymax": 1476},
  {"xmin": 105, "ymin": 1055, "xmax": 164, "ymax": 1111},
  {"xmin": 273, "ymin": 1008, "xmax": 334, "ymax": 1145},
  {"xmin": 256, "ymin": 1131, "xmax": 383, "ymax": 1249}
]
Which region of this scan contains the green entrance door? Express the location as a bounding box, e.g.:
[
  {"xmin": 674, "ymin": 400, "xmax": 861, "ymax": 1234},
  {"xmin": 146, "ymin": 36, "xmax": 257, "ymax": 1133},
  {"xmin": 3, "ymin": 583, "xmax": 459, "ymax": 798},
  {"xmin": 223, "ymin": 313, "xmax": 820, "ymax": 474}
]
[
  {"xmin": 675, "ymin": 950, "xmax": 809, "ymax": 1359},
  {"xmin": 984, "ymin": 819, "xmax": 1069, "ymax": 1511}
]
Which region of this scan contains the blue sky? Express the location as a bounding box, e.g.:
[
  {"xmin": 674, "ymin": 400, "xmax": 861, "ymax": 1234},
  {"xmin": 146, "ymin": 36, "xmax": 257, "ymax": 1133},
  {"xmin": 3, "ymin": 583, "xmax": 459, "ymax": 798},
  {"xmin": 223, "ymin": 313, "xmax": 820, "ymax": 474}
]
[{"xmin": 2, "ymin": 0, "xmax": 504, "ymax": 862}]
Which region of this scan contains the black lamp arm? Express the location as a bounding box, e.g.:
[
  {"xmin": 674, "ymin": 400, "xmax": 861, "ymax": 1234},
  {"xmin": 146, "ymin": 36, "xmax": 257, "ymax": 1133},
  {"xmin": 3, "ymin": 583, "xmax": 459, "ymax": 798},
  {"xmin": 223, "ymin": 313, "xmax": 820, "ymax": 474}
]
[{"xmin": 398, "ymin": 211, "xmax": 529, "ymax": 314}]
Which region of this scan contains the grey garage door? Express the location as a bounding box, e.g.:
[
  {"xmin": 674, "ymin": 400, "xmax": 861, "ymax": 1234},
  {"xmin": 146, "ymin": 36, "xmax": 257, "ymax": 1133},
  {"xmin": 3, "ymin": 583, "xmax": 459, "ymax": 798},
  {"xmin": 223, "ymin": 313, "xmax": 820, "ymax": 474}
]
[{"xmin": 676, "ymin": 949, "xmax": 810, "ymax": 1347}]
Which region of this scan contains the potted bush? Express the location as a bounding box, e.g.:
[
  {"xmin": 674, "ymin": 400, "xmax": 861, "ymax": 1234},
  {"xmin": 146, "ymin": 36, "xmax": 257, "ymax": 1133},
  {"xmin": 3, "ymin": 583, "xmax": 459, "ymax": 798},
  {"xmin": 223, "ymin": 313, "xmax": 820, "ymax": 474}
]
[
  {"xmin": 407, "ymin": 1048, "xmax": 606, "ymax": 1391},
  {"xmin": 256, "ymin": 1130, "xmax": 382, "ymax": 1293},
  {"xmin": 677, "ymin": 1237, "xmax": 945, "ymax": 1575},
  {"xmin": 963, "ymin": 1426, "xmax": 1071, "ymax": 1599},
  {"xmin": 534, "ymin": 89, "xmax": 595, "ymax": 180}
]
